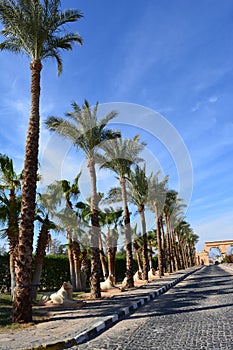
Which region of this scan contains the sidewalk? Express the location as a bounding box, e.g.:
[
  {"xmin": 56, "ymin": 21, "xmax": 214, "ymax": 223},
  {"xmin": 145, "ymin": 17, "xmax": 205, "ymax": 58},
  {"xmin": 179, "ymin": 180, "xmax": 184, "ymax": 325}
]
[{"xmin": 0, "ymin": 266, "xmax": 202, "ymax": 350}]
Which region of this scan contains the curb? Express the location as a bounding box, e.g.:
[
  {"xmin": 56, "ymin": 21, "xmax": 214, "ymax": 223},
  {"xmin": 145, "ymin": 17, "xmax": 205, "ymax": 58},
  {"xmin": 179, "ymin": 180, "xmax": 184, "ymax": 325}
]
[{"xmin": 28, "ymin": 266, "xmax": 202, "ymax": 350}]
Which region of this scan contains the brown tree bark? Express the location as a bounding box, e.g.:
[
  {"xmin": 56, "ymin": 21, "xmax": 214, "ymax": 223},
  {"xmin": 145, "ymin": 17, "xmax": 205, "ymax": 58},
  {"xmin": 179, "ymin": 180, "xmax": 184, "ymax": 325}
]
[
  {"xmin": 13, "ymin": 59, "xmax": 42, "ymax": 323},
  {"xmin": 120, "ymin": 176, "xmax": 134, "ymax": 288},
  {"xmin": 88, "ymin": 158, "xmax": 101, "ymax": 298}
]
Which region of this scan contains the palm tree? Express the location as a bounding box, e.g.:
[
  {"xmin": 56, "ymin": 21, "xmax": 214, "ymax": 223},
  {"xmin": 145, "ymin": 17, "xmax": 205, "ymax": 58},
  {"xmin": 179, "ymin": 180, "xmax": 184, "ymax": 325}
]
[
  {"xmin": 59, "ymin": 176, "xmax": 81, "ymax": 290},
  {"xmin": 164, "ymin": 190, "xmax": 186, "ymax": 272},
  {"xmin": 31, "ymin": 189, "xmax": 60, "ymax": 300},
  {"xmin": 188, "ymin": 231, "xmax": 199, "ymax": 266},
  {"xmin": 127, "ymin": 165, "xmax": 149, "ymax": 280},
  {"xmin": 100, "ymin": 207, "xmax": 123, "ymax": 280},
  {"xmin": 0, "ymin": 154, "xmax": 22, "ymax": 300},
  {"xmin": 46, "ymin": 173, "xmax": 85, "ymax": 291},
  {"xmin": 132, "ymin": 226, "xmax": 143, "ymax": 273},
  {"xmin": 175, "ymin": 220, "xmax": 198, "ymax": 269},
  {"xmin": 96, "ymin": 135, "xmax": 145, "ymax": 288},
  {"xmin": 148, "ymin": 174, "xmax": 168, "ymax": 277},
  {"xmin": 0, "ymin": 0, "xmax": 83, "ymax": 323},
  {"xmin": 106, "ymin": 164, "xmax": 150, "ymax": 280},
  {"xmin": 147, "ymin": 229, "xmax": 157, "ymax": 270},
  {"xmin": 32, "ymin": 201, "xmax": 57, "ymax": 300},
  {"xmin": 45, "ymin": 100, "xmax": 119, "ymax": 298}
]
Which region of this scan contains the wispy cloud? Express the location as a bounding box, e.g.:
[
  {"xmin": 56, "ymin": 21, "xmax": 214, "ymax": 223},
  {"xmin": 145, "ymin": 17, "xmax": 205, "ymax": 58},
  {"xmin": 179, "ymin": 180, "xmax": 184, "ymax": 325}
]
[{"xmin": 191, "ymin": 95, "xmax": 218, "ymax": 112}]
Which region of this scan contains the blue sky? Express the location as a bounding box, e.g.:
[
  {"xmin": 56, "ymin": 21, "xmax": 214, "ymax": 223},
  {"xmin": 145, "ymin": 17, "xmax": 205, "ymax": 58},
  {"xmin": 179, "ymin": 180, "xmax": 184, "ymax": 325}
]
[{"xmin": 0, "ymin": 0, "xmax": 233, "ymax": 252}]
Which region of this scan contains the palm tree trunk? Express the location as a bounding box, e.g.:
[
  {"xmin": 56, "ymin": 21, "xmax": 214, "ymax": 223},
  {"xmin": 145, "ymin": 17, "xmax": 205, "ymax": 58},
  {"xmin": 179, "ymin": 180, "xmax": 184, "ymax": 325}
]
[
  {"xmin": 133, "ymin": 239, "xmax": 143, "ymax": 272},
  {"xmin": 13, "ymin": 59, "xmax": 42, "ymax": 323},
  {"xmin": 139, "ymin": 206, "xmax": 149, "ymax": 281},
  {"xmin": 149, "ymin": 244, "xmax": 153, "ymax": 270},
  {"xmin": 32, "ymin": 218, "xmax": 50, "ymax": 300},
  {"xmin": 72, "ymin": 240, "xmax": 82, "ymax": 291},
  {"xmin": 67, "ymin": 231, "xmax": 76, "ymax": 289},
  {"xmin": 107, "ymin": 229, "xmax": 117, "ymax": 279},
  {"xmin": 159, "ymin": 216, "xmax": 166, "ymax": 273},
  {"xmin": 99, "ymin": 232, "xmax": 108, "ymax": 279},
  {"xmin": 9, "ymin": 251, "xmax": 16, "ymax": 301},
  {"xmin": 165, "ymin": 216, "xmax": 173, "ymax": 273},
  {"xmin": 8, "ymin": 189, "xmax": 19, "ymax": 301},
  {"xmin": 120, "ymin": 176, "xmax": 134, "ymax": 288},
  {"xmin": 155, "ymin": 203, "xmax": 163, "ymax": 277},
  {"xmin": 107, "ymin": 246, "xmax": 117, "ymax": 277},
  {"xmin": 171, "ymin": 229, "xmax": 178, "ymax": 271},
  {"xmin": 80, "ymin": 248, "xmax": 88, "ymax": 291},
  {"xmin": 88, "ymin": 158, "xmax": 101, "ymax": 298}
]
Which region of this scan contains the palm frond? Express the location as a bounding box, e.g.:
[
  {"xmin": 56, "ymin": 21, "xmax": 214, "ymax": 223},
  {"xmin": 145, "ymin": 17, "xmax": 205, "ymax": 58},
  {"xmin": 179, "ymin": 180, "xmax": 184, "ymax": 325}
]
[{"xmin": 0, "ymin": 0, "xmax": 83, "ymax": 68}]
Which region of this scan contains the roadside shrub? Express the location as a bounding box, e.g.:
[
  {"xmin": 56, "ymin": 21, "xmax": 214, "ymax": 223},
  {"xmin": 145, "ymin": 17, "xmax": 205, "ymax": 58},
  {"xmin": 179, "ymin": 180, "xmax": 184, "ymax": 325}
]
[
  {"xmin": 226, "ymin": 254, "xmax": 233, "ymax": 263},
  {"xmin": 0, "ymin": 255, "xmax": 10, "ymax": 292}
]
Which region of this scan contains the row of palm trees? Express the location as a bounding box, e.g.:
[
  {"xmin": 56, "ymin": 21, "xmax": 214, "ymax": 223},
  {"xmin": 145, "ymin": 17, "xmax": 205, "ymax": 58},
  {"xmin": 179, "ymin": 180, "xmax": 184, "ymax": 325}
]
[
  {"xmin": 0, "ymin": 1, "xmax": 198, "ymax": 325},
  {"xmin": 0, "ymin": 141, "xmax": 198, "ymax": 293},
  {"xmin": 0, "ymin": 99, "xmax": 198, "ymax": 315}
]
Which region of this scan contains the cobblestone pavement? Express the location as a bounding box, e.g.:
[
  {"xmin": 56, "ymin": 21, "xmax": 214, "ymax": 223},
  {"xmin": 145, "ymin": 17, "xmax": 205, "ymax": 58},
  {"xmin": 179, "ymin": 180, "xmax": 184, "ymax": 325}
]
[
  {"xmin": 0, "ymin": 267, "xmax": 200, "ymax": 350},
  {"xmin": 75, "ymin": 265, "xmax": 233, "ymax": 350}
]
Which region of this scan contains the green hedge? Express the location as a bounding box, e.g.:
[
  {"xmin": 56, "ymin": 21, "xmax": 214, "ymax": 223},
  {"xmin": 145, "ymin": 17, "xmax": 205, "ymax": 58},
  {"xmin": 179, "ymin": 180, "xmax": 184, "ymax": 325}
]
[
  {"xmin": 39, "ymin": 255, "xmax": 70, "ymax": 290},
  {"xmin": 0, "ymin": 255, "xmax": 10, "ymax": 292},
  {"xmin": 0, "ymin": 254, "xmax": 158, "ymax": 292}
]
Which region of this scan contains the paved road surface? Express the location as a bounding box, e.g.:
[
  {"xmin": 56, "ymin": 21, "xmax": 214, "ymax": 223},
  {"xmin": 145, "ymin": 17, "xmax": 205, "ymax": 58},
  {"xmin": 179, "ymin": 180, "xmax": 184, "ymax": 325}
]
[{"xmin": 75, "ymin": 265, "xmax": 233, "ymax": 350}]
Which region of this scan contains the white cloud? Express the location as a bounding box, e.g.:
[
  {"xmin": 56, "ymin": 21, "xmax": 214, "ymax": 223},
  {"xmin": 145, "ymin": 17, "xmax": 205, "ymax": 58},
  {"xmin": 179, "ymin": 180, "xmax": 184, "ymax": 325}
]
[{"xmin": 191, "ymin": 95, "xmax": 218, "ymax": 113}]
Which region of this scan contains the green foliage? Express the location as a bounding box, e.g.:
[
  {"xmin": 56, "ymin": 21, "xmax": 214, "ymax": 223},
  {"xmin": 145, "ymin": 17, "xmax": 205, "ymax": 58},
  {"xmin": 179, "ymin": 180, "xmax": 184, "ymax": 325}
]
[
  {"xmin": 114, "ymin": 254, "xmax": 157, "ymax": 281},
  {"xmin": 0, "ymin": 253, "xmax": 159, "ymax": 292},
  {"xmin": 0, "ymin": 255, "xmax": 10, "ymax": 292},
  {"xmin": 0, "ymin": 255, "xmax": 70, "ymax": 292},
  {"xmin": 226, "ymin": 254, "xmax": 233, "ymax": 263},
  {"xmin": 0, "ymin": 0, "xmax": 83, "ymax": 74},
  {"xmin": 39, "ymin": 255, "xmax": 70, "ymax": 290}
]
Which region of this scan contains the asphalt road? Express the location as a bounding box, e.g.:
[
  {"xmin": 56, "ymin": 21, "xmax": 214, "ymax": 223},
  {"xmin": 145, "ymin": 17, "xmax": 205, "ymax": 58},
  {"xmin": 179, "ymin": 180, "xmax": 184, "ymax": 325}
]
[{"xmin": 74, "ymin": 265, "xmax": 233, "ymax": 350}]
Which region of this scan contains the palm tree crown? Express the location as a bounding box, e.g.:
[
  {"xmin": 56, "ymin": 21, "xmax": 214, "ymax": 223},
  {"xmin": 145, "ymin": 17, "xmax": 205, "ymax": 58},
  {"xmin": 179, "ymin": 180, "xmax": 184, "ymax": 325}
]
[
  {"xmin": 45, "ymin": 100, "xmax": 120, "ymax": 156},
  {"xmin": 0, "ymin": 0, "xmax": 83, "ymax": 74},
  {"xmin": 97, "ymin": 135, "xmax": 146, "ymax": 177}
]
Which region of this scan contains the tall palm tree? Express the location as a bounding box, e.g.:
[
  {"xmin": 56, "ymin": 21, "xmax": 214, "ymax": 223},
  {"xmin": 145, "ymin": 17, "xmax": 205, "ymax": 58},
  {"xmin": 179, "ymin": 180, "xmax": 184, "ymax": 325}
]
[
  {"xmin": 148, "ymin": 174, "xmax": 168, "ymax": 277},
  {"xmin": 45, "ymin": 100, "xmax": 119, "ymax": 298},
  {"xmin": 105, "ymin": 164, "xmax": 150, "ymax": 280},
  {"xmin": 96, "ymin": 135, "xmax": 145, "ymax": 288},
  {"xmin": 175, "ymin": 220, "xmax": 198, "ymax": 269},
  {"xmin": 59, "ymin": 175, "xmax": 84, "ymax": 292},
  {"xmin": 0, "ymin": 0, "xmax": 83, "ymax": 323},
  {"xmin": 132, "ymin": 226, "xmax": 143, "ymax": 273},
  {"xmin": 164, "ymin": 190, "xmax": 186, "ymax": 272},
  {"xmin": 127, "ymin": 165, "xmax": 149, "ymax": 280},
  {"xmin": 0, "ymin": 154, "xmax": 22, "ymax": 300},
  {"xmin": 99, "ymin": 207, "xmax": 123, "ymax": 280}
]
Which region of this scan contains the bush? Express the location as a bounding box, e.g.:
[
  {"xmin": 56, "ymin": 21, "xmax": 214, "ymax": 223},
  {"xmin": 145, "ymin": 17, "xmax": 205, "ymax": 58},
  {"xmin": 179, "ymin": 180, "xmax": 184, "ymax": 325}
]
[
  {"xmin": 0, "ymin": 255, "xmax": 10, "ymax": 292},
  {"xmin": 40, "ymin": 255, "xmax": 70, "ymax": 290},
  {"xmin": 0, "ymin": 253, "xmax": 159, "ymax": 292},
  {"xmin": 226, "ymin": 254, "xmax": 233, "ymax": 263}
]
